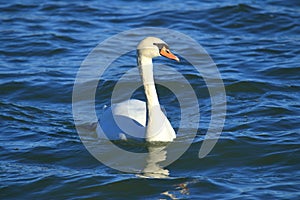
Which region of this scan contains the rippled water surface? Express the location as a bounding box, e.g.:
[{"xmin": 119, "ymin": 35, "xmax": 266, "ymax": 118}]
[{"xmin": 1, "ymin": 0, "xmax": 300, "ymax": 199}]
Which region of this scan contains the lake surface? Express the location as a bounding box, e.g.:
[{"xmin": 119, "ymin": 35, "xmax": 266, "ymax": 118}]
[{"xmin": 1, "ymin": 0, "xmax": 300, "ymax": 199}]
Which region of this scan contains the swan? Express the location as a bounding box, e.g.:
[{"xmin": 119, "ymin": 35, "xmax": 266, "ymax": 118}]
[{"xmin": 98, "ymin": 37, "xmax": 180, "ymax": 142}]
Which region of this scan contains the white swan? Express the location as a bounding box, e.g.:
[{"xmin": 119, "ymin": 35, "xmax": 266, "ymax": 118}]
[{"xmin": 98, "ymin": 37, "xmax": 179, "ymax": 142}]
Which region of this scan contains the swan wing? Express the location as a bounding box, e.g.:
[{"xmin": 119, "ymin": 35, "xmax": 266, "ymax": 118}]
[{"xmin": 98, "ymin": 99, "xmax": 146, "ymax": 140}]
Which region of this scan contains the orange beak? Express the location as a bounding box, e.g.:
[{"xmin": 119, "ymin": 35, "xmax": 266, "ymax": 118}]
[{"xmin": 160, "ymin": 48, "xmax": 180, "ymax": 62}]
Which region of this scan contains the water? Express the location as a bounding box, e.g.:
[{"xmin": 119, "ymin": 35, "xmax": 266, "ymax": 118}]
[{"xmin": 1, "ymin": 0, "xmax": 300, "ymax": 199}]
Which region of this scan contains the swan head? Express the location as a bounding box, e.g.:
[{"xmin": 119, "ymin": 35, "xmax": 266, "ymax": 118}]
[{"xmin": 137, "ymin": 37, "xmax": 179, "ymax": 62}]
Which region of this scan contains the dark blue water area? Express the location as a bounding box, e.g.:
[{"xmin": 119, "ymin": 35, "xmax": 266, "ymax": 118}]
[{"xmin": 1, "ymin": 0, "xmax": 300, "ymax": 199}]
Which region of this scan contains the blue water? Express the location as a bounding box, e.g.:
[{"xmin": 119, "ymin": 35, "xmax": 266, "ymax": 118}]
[{"xmin": 1, "ymin": 0, "xmax": 300, "ymax": 199}]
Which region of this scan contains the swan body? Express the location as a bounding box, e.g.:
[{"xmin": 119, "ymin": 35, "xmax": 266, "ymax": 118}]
[{"xmin": 98, "ymin": 37, "xmax": 179, "ymax": 142}]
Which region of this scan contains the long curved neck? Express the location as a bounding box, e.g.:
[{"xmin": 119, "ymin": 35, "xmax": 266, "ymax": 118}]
[
  {"xmin": 137, "ymin": 51, "xmax": 175, "ymax": 142},
  {"xmin": 137, "ymin": 54, "xmax": 160, "ymax": 108}
]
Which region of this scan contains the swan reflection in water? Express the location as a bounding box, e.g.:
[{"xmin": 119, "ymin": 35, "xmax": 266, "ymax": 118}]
[{"xmin": 139, "ymin": 144, "xmax": 169, "ymax": 178}]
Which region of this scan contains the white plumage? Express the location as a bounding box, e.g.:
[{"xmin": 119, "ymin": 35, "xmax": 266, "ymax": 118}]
[{"xmin": 98, "ymin": 37, "xmax": 179, "ymax": 142}]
